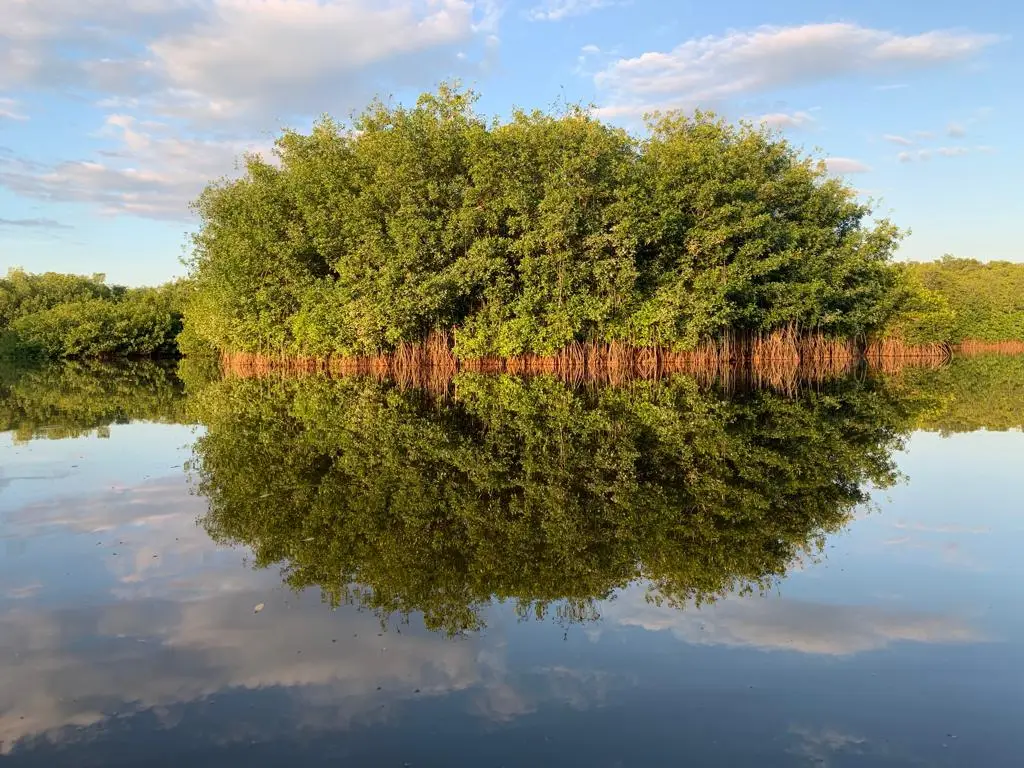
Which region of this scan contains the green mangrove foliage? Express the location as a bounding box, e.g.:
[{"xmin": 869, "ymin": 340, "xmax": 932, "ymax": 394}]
[
  {"xmin": 185, "ymin": 86, "xmax": 909, "ymax": 358},
  {"xmin": 0, "ymin": 360, "xmax": 187, "ymax": 442},
  {"xmin": 187, "ymin": 371, "xmax": 921, "ymax": 634},
  {"xmin": 900, "ymin": 257, "xmax": 1024, "ymax": 343},
  {"xmin": 0, "ymin": 269, "xmax": 189, "ymax": 359}
]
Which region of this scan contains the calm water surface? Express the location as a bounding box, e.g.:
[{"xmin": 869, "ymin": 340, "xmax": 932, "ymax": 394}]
[{"xmin": 1, "ymin": 359, "xmax": 1022, "ymax": 766}]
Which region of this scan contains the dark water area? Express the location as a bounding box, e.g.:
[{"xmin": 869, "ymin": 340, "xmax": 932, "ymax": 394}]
[{"xmin": 1, "ymin": 358, "xmax": 1023, "ymax": 766}]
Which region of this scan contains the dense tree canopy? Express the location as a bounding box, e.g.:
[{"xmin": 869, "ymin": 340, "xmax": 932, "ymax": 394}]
[
  {"xmin": 0, "ymin": 270, "xmax": 114, "ymax": 326},
  {"xmin": 184, "ymin": 86, "xmax": 909, "ymax": 358},
  {"xmin": 897, "ymin": 256, "xmax": 1024, "ymax": 343},
  {"xmin": 0, "ymin": 269, "xmax": 189, "ymax": 359}
]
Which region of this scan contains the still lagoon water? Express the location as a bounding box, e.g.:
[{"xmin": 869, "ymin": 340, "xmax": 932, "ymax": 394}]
[{"xmin": 1, "ymin": 358, "xmax": 1022, "ymax": 766}]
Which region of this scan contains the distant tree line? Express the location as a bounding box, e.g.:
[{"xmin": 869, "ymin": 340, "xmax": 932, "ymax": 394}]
[
  {"xmin": 890, "ymin": 256, "xmax": 1024, "ymax": 344},
  {"xmin": 0, "ymin": 269, "xmax": 188, "ymax": 359}
]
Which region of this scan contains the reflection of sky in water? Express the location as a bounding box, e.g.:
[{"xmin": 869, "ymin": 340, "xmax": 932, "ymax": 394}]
[
  {"xmin": 1, "ymin": 425, "xmax": 1022, "ymax": 766},
  {"xmin": 0, "ymin": 424, "xmax": 199, "ymax": 506}
]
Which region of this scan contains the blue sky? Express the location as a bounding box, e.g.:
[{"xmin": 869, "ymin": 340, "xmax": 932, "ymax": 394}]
[{"xmin": 0, "ymin": 0, "xmax": 1018, "ymax": 286}]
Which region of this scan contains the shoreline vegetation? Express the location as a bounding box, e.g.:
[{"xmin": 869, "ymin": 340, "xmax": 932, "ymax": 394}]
[
  {"xmin": 218, "ymin": 328, "xmax": 955, "ymax": 392},
  {"xmin": 3, "ymin": 88, "xmax": 1024, "ymax": 370},
  {"xmin": 0, "ymin": 269, "xmax": 186, "ymax": 360},
  {"xmin": 182, "ymin": 85, "xmax": 916, "ymax": 361},
  {"xmin": 5, "ymin": 354, "xmax": 1024, "ymax": 442}
]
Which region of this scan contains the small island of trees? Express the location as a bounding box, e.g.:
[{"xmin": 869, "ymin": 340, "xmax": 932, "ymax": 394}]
[
  {"xmin": 2, "ymin": 87, "xmax": 1023, "ymax": 365},
  {"xmin": 182, "ymin": 85, "xmax": 910, "ymax": 361}
]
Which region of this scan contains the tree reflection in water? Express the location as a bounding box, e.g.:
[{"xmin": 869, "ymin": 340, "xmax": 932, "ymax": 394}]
[{"xmin": 188, "ymin": 371, "xmax": 924, "ymax": 634}]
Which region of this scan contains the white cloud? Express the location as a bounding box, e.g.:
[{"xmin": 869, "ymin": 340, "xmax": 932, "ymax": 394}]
[
  {"xmin": 606, "ymin": 588, "xmax": 984, "ymax": 656},
  {"xmin": 883, "ymin": 134, "xmax": 914, "ymax": 146},
  {"xmin": 527, "ymin": 0, "xmax": 616, "ymax": 22},
  {"xmin": 757, "ymin": 110, "xmax": 816, "ymax": 129},
  {"xmin": 946, "ymin": 121, "xmax": 967, "ymax": 138},
  {"xmin": 0, "ymin": 0, "xmax": 199, "ymax": 92},
  {"xmin": 470, "ymin": 0, "xmax": 503, "ymax": 34},
  {"xmin": 788, "ymin": 726, "xmax": 873, "ymax": 765},
  {"xmin": 0, "ymin": 589, "xmax": 484, "ymax": 754},
  {"xmin": 0, "ymin": 475, "xmax": 613, "ymax": 756},
  {"xmin": 574, "ymin": 42, "xmax": 608, "ymax": 75},
  {"xmin": 593, "ymin": 23, "xmax": 999, "ymax": 118},
  {"xmin": 898, "ymin": 146, "xmax": 975, "ymax": 163},
  {"xmin": 824, "ymin": 157, "xmax": 871, "ymax": 174},
  {"xmin": 1, "ymin": 1, "xmax": 490, "ymax": 121},
  {"xmin": 0, "ymin": 116, "xmax": 270, "ymax": 219},
  {"xmin": 0, "ymin": 97, "xmax": 28, "ymax": 121},
  {"xmin": 4, "ymin": 583, "xmax": 43, "ymax": 600},
  {"xmin": 0, "ymin": 476, "xmax": 482, "ymax": 751},
  {"xmin": 148, "ymin": 0, "xmax": 480, "ymax": 124},
  {"xmin": 885, "ymin": 126, "xmax": 985, "ymax": 161},
  {"xmin": 0, "ymin": 1, "xmax": 500, "ymax": 219},
  {"xmin": 0, "ymin": 217, "xmax": 72, "ymax": 230}
]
